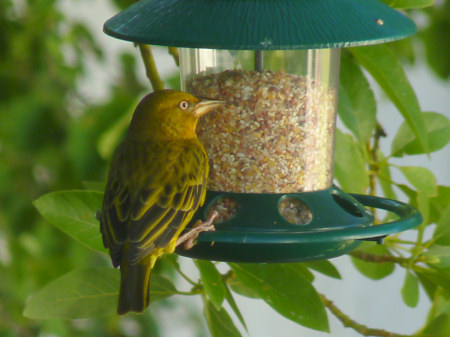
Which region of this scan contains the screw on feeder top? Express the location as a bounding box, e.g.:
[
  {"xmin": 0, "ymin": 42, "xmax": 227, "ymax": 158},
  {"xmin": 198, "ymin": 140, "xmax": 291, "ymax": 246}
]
[{"xmin": 104, "ymin": 0, "xmax": 416, "ymax": 49}]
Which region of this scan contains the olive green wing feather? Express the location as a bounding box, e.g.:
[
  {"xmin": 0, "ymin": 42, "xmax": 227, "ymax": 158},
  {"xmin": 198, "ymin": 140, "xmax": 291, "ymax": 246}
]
[
  {"xmin": 100, "ymin": 140, "xmax": 208, "ymax": 267},
  {"xmin": 100, "ymin": 142, "xmax": 136, "ymax": 267}
]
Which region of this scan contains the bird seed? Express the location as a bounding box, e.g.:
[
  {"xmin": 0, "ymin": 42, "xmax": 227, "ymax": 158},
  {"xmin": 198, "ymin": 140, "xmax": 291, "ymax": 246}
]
[{"xmin": 190, "ymin": 69, "xmax": 336, "ymax": 194}]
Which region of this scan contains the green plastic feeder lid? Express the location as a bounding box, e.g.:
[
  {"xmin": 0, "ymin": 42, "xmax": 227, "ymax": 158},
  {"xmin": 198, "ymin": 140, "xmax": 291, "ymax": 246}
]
[{"xmin": 104, "ymin": 0, "xmax": 417, "ymax": 49}]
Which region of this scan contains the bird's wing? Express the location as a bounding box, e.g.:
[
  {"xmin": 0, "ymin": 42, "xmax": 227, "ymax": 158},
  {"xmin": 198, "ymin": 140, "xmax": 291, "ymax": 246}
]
[{"xmin": 100, "ymin": 140, "xmax": 208, "ymax": 267}]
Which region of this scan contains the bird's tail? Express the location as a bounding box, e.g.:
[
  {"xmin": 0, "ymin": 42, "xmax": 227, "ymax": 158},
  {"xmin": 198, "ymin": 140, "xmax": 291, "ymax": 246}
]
[{"xmin": 117, "ymin": 253, "xmax": 152, "ymax": 315}]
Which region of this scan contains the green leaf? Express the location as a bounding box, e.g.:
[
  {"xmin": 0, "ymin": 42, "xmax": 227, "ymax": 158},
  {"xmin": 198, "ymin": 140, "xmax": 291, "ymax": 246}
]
[
  {"xmin": 157, "ymin": 254, "xmax": 181, "ymax": 277},
  {"xmin": 337, "ymin": 87, "xmax": 359, "ymax": 138},
  {"xmin": 418, "ymin": 314, "xmax": 450, "ymax": 337},
  {"xmin": 97, "ymin": 104, "xmax": 133, "ymax": 159},
  {"xmin": 420, "ymin": 10, "xmax": 450, "ymax": 79},
  {"xmin": 304, "ymin": 260, "xmax": 341, "ymax": 279},
  {"xmin": 165, "ymin": 71, "xmax": 181, "ymax": 90},
  {"xmin": 194, "ymin": 260, "xmax": 226, "ymax": 309},
  {"xmin": 387, "ymin": 37, "xmax": 415, "ymax": 64},
  {"xmin": 430, "ymin": 186, "xmax": 450, "ymax": 225},
  {"xmin": 33, "ymin": 190, "xmax": 105, "ymax": 252},
  {"xmin": 338, "ymin": 53, "xmax": 377, "ymax": 143},
  {"xmin": 401, "ymin": 271, "xmax": 419, "ymax": 308},
  {"xmin": 228, "ymin": 275, "xmax": 260, "ymax": 299},
  {"xmin": 150, "ymin": 275, "xmax": 178, "ymax": 302},
  {"xmin": 417, "ymin": 269, "xmax": 450, "ymax": 297},
  {"xmin": 396, "ymin": 184, "xmax": 418, "ymax": 206},
  {"xmin": 433, "ymin": 295, "xmax": 450, "ymax": 317},
  {"xmin": 230, "ymin": 263, "xmax": 329, "ymax": 332},
  {"xmin": 416, "ymin": 271, "xmax": 438, "ymax": 301},
  {"xmin": 224, "ymin": 285, "xmax": 247, "ymax": 331},
  {"xmin": 351, "ymin": 243, "xmax": 395, "ymax": 280},
  {"xmin": 24, "ymin": 268, "xmax": 119, "ymax": 319},
  {"xmin": 82, "ymin": 181, "xmax": 105, "ymax": 192},
  {"xmin": 399, "ymin": 166, "xmax": 437, "ymax": 197},
  {"xmin": 350, "ymin": 45, "xmax": 428, "ymax": 153},
  {"xmin": 434, "ymin": 205, "xmax": 450, "ymax": 246},
  {"xmin": 382, "ymin": 0, "xmax": 435, "ymax": 9},
  {"xmin": 23, "ymin": 268, "xmax": 176, "ymax": 319},
  {"xmin": 334, "ymin": 130, "xmax": 369, "ymax": 193},
  {"xmin": 424, "ymin": 245, "xmax": 450, "ymax": 269},
  {"xmin": 417, "ymin": 191, "xmax": 430, "ymax": 227},
  {"xmin": 204, "ymin": 300, "xmax": 242, "ymax": 337},
  {"xmin": 392, "ymin": 112, "xmax": 450, "ymax": 156}
]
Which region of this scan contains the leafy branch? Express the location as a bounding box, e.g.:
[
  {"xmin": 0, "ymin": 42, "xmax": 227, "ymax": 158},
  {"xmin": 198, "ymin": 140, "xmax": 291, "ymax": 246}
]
[
  {"xmin": 138, "ymin": 44, "xmax": 164, "ymax": 91},
  {"xmin": 349, "ymin": 250, "xmax": 426, "ymax": 267},
  {"xmin": 321, "ymin": 294, "xmax": 410, "ymax": 337}
]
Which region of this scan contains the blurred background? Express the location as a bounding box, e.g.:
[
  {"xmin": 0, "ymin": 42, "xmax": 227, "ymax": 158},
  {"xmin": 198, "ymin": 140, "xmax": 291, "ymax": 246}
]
[{"xmin": 0, "ymin": 0, "xmax": 449, "ymax": 336}]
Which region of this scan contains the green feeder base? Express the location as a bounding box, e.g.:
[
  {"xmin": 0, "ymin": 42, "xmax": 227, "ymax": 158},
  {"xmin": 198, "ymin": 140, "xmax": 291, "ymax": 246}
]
[{"xmin": 175, "ymin": 186, "xmax": 422, "ymax": 262}]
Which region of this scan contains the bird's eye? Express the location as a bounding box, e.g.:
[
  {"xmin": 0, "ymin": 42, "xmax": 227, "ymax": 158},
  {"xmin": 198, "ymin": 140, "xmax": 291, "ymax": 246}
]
[{"xmin": 179, "ymin": 101, "xmax": 190, "ymax": 110}]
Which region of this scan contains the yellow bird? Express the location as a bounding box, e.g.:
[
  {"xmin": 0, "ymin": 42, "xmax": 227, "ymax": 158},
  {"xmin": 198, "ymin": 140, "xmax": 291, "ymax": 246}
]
[{"xmin": 100, "ymin": 89, "xmax": 224, "ymax": 315}]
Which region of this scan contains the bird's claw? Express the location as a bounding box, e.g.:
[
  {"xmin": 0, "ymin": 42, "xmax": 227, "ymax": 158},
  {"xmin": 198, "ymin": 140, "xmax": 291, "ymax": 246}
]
[{"xmin": 176, "ymin": 211, "xmax": 218, "ymax": 250}]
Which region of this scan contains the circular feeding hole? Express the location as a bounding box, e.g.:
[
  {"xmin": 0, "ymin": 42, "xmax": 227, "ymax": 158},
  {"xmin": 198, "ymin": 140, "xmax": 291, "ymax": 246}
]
[
  {"xmin": 279, "ymin": 197, "xmax": 312, "ymax": 225},
  {"xmin": 331, "ymin": 192, "xmax": 364, "ymax": 217},
  {"xmin": 206, "ymin": 197, "xmax": 239, "ymax": 223}
]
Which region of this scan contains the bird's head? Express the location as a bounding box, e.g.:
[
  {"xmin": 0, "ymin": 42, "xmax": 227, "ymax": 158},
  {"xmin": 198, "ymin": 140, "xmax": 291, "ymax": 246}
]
[{"xmin": 128, "ymin": 89, "xmax": 224, "ymax": 141}]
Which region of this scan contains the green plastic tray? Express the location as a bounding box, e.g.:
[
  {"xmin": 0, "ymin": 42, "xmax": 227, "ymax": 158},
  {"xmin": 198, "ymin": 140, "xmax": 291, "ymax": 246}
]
[{"xmin": 176, "ymin": 186, "xmax": 422, "ymax": 262}]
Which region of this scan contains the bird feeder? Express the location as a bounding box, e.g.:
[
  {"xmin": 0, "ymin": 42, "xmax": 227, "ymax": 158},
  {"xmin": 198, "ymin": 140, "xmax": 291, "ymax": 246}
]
[{"xmin": 104, "ymin": 0, "xmax": 422, "ymax": 262}]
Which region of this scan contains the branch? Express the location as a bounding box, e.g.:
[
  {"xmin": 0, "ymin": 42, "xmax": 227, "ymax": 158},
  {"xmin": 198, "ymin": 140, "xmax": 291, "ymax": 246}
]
[
  {"xmin": 168, "ymin": 47, "xmax": 180, "ymax": 66},
  {"xmin": 138, "ymin": 44, "xmax": 164, "ymax": 91},
  {"xmin": 222, "ymin": 269, "xmax": 235, "ymax": 283},
  {"xmin": 166, "ymin": 257, "xmax": 198, "ymax": 286},
  {"xmin": 349, "ymin": 251, "xmax": 425, "ymax": 267},
  {"xmin": 320, "ymin": 294, "xmax": 410, "ymax": 337},
  {"xmin": 368, "ymin": 122, "xmax": 387, "ymax": 223},
  {"xmin": 369, "ymin": 123, "xmax": 386, "ymax": 191}
]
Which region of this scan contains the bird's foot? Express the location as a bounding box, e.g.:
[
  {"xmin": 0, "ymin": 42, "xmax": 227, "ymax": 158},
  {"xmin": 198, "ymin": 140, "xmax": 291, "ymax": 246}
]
[{"xmin": 176, "ymin": 211, "xmax": 218, "ymax": 250}]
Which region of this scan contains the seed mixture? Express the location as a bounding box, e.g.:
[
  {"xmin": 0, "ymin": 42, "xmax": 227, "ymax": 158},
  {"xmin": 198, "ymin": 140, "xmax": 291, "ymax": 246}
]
[
  {"xmin": 206, "ymin": 197, "xmax": 239, "ymax": 223},
  {"xmin": 191, "ymin": 69, "xmax": 336, "ymax": 194},
  {"xmin": 278, "ymin": 198, "xmax": 312, "ymax": 225}
]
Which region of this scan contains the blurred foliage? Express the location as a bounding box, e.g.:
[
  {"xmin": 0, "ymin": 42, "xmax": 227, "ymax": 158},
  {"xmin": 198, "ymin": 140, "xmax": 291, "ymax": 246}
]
[
  {"xmin": 420, "ymin": 0, "xmax": 450, "ymax": 79},
  {"xmin": 1, "ymin": 0, "xmax": 449, "ymax": 337},
  {"xmin": 0, "ymin": 0, "xmax": 150, "ymax": 336}
]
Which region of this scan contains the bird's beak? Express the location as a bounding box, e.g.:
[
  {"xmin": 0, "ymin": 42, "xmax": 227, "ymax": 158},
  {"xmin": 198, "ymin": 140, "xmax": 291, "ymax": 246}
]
[{"xmin": 194, "ymin": 99, "xmax": 226, "ymax": 117}]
